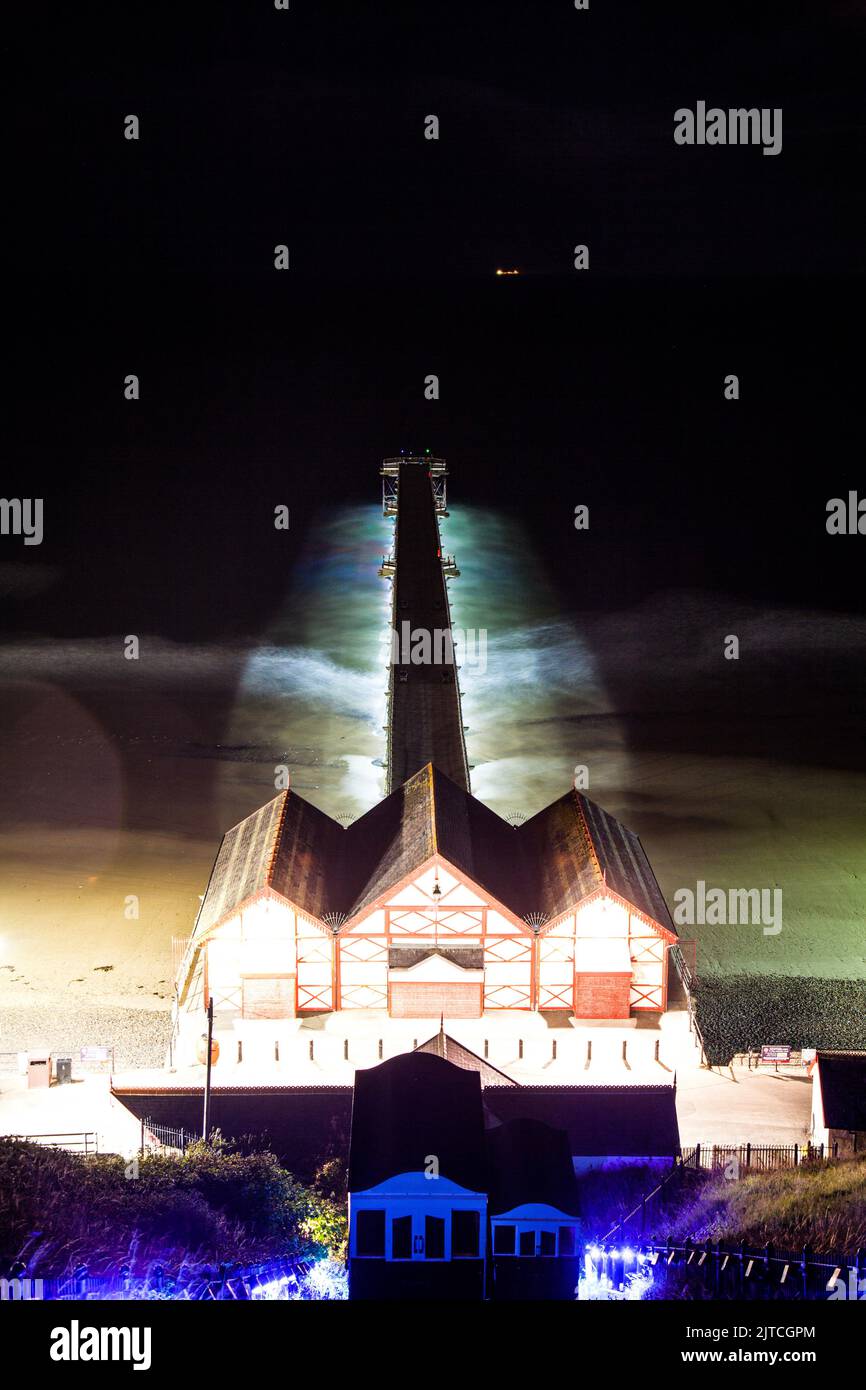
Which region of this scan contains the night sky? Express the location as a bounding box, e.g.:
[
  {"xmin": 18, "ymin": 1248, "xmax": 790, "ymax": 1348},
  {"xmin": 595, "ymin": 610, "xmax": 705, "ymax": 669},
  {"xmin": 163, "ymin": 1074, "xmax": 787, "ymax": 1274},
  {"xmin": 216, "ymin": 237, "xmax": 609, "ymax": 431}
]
[
  {"xmin": 2, "ymin": 2, "xmax": 864, "ymax": 1032},
  {"xmin": 8, "ymin": 2, "xmax": 864, "ymax": 629}
]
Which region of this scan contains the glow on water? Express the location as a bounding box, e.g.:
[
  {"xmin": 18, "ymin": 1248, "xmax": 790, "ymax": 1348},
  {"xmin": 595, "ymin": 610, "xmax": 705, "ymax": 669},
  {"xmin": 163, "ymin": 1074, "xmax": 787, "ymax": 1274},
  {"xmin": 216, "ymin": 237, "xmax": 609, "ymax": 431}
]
[{"xmin": 225, "ymin": 501, "xmax": 621, "ymax": 824}]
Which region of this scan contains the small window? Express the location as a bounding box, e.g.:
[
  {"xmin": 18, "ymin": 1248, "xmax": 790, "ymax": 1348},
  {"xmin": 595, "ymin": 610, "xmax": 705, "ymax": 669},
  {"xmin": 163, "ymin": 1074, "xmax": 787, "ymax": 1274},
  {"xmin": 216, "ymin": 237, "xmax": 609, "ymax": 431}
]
[
  {"xmin": 559, "ymin": 1225, "xmax": 576, "ymax": 1257},
  {"xmin": 539, "ymin": 1229, "xmax": 556, "ymax": 1257},
  {"xmin": 392, "ymin": 1214, "xmax": 412, "ymax": 1260},
  {"xmin": 356, "ymin": 1209, "xmax": 385, "ymax": 1258},
  {"xmin": 519, "ymin": 1229, "xmax": 536, "ymax": 1258},
  {"xmin": 493, "ymin": 1224, "xmax": 516, "ymax": 1255},
  {"xmin": 425, "ymin": 1215, "xmax": 446, "ymax": 1260},
  {"xmin": 452, "ymin": 1210, "xmax": 480, "ymax": 1258}
]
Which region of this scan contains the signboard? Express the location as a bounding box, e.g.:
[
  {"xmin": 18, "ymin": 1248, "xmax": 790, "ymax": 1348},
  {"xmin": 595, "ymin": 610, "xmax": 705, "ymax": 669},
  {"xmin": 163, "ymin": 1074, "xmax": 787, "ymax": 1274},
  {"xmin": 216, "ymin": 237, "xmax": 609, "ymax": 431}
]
[
  {"xmin": 80, "ymin": 1046, "xmax": 110, "ymax": 1063},
  {"xmin": 760, "ymin": 1044, "xmax": 792, "ymax": 1063}
]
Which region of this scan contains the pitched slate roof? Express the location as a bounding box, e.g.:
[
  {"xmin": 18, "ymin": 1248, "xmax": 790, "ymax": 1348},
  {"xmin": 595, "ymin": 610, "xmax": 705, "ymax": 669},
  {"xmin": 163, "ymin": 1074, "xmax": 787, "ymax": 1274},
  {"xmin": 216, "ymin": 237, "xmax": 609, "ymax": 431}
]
[
  {"xmin": 816, "ymin": 1052, "xmax": 866, "ymax": 1130},
  {"xmin": 414, "ymin": 1026, "xmax": 518, "ymax": 1086},
  {"xmin": 482, "ymin": 1084, "xmax": 681, "ymax": 1159},
  {"xmin": 194, "ymin": 793, "xmax": 286, "ymax": 937},
  {"xmin": 336, "ymin": 763, "xmax": 531, "ymax": 920},
  {"xmin": 194, "ymin": 788, "xmax": 346, "ymax": 935},
  {"xmin": 348, "ymin": 1052, "xmax": 487, "ymax": 1193},
  {"xmin": 521, "ymin": 790, "xmax": 675, "ymax": 931},
  {"xmin": 194, "ymin": 764, "xmax": 674, "ymax": 939},
  {"xmin": 486, "ymin": 1118, "xmax": 582, "ymax": 1217},
  {"xmin": 336, "ymin": 763, "xmax": 441, "ymax": 919}
]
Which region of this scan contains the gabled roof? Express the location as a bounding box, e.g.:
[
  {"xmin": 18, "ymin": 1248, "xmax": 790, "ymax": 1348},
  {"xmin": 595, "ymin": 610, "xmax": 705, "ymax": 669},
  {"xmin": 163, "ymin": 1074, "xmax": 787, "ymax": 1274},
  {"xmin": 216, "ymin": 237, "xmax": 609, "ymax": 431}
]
[
  {"xmin": 486, "ymin": 1118, "xmax": 582, "ymax": 1217},
  {"xmin": 414, "ymin": 1026, "xmax": 518, "ymax": 1086},
  {"xmin": 194, "ymin": 792, "xmax": 286, "ymax": 937},
  {"xmin": 194, "ymin": 764, "xmax": 675, "ymax": 940},
  {"xmin": 348, "ymin": 1052, "xmax": 487, "ymax": 1193},
  {"xmin": 816, "ymin": 1052, "xmax": 866, "ymax": 1130},
  {"xmin": 521, "ymin": 790, "xmax": 676, "ymax": 932},
  {"xmin": 339, "ymin": 763, "xmax": 524, "ymax": 921},
  {"xmin": 482, "ymin": 1084, "xmax": 681, "ymax": 1159},
  {"xmin": 194, "ymin": 788, "xmax": 345, "ymax": 935}
]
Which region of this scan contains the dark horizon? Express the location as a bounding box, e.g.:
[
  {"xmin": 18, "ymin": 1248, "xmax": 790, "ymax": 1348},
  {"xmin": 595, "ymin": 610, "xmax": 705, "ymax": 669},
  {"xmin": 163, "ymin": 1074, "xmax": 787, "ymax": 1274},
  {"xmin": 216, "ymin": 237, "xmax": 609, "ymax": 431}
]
[
  {"xmin": 8, "ymin": 1, "xmax": 864, "ymax": 642},
  {"xmin": 6, "ymin": 274, "xmax": 864, "ymax": 637}
]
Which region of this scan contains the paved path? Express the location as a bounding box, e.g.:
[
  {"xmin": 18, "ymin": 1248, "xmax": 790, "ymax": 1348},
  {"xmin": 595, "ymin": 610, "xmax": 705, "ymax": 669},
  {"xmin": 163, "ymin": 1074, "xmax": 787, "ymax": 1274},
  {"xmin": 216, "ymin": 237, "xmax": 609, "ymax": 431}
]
[
  {"xmin": 676, "ymin": 1062, "xmax": 812, "ymax": 1147},
  {"xmin": 0, "ymin": 1073, "xmax": 141, "ymax": 1156}
]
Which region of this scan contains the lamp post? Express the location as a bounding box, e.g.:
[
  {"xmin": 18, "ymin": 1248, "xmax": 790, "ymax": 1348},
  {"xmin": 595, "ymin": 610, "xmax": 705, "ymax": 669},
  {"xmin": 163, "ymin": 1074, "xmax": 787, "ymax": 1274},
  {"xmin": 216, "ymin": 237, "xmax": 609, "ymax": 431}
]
[
  {"xmin": 432, "ymin": 873, "xmax": 441, "ymax": 946},
  {"xmin": 202, "ymin": 997, "xmax": 214, "ymax": 1143}
]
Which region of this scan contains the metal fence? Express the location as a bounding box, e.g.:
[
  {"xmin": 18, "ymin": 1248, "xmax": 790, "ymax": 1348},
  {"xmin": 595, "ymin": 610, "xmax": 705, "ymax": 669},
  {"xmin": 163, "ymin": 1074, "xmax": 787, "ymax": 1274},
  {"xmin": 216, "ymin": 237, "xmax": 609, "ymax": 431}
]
[
  {"xmin": 667, "ymin": 942, "xmax": 709, "ymax": 1064},
  {"xmin": 7, "ymin": 1131, "xmax": 99, "ymax": 1155},
  {"xmin": 141, "ymin": 1117, "xmax": 194, "ymax": 1154},
  {"xmin": 682, "ymin": 1141, "xmax": 833, "ymax": 1173},
  {"xmin": 603, "ymin": 1143, "xmax": 835, "ymax": 1246},
  {"xmin": 5, "ymin": 1256, "xmax": 314, "ymax": 1302},
  {"xmin": 588, "ymin": 1239, "xmax": 866, "ymax": 1301}
]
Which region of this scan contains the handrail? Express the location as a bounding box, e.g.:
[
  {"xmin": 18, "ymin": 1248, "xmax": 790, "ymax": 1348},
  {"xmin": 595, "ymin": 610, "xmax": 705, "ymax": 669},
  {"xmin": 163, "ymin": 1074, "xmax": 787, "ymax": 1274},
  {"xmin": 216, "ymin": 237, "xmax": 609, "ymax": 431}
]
[
  {"xmin": 601, "ymin": 1158, "xmax": 685, "ymax": 1244},
  {"xmin": 668, "ymin": 941, "xmax": 709, "ymax": 1066},
  {"xmin": 9, "ymin": 1131, "xmax": 99, "ymax": 1155}
]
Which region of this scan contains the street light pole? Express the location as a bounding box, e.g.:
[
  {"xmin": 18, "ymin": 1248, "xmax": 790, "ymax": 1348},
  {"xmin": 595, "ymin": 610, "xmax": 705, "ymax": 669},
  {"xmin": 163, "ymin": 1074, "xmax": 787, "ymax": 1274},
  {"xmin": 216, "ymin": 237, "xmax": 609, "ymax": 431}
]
[{"xmin": 202, "ymin": 997, "xmax": 214, "ymax": 1143}]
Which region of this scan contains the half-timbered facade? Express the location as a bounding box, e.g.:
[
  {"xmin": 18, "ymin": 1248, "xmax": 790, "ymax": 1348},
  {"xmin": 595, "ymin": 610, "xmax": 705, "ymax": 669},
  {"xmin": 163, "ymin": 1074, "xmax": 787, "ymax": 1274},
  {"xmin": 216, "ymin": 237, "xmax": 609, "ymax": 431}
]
[{"xmin": 172, "ymin": 761, "xmax": 677, "ymax": 1064}]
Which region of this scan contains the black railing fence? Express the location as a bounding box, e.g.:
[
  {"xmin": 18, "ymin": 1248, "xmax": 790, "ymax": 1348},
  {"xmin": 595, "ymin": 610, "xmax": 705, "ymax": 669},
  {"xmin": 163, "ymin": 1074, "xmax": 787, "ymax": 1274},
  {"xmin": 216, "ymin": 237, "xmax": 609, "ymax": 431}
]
[
  {"xmin": 141, "ymin": 1117, "xmax": 193, "ymax": 1154},
  {"xmin": 604, "ymin": 1143, "xmax": 835, "ymax": 1246},
  {"xmin": 1, "ymin": 1256, "xmax": 313, "ymax": 1302},
  {"xmin": 667, "ymin": 942, "xmax": 709, "ymax": 1065},
  {"xmin": 682, "ymin": 1141, "xmax": 833, "ymax": 1172},
  {"xmin": 588, "ymin": 1239, "xmax": 866, "ymax": 1302}
]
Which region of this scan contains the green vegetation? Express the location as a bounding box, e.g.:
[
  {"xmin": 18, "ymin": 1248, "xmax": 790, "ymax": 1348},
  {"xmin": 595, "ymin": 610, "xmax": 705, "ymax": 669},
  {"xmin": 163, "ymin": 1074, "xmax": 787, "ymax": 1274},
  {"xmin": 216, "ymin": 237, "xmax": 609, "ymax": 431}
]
[
  {"xmin": 0, "ymin": 1133, "xmax": 347, "ymax": 1276},
  {"xmin": 696, "ymin": 973, "xmax": 866, "ymax": 1065},
  {"xmin": 581, "ymin": 1160, "xmax": 866, "ymax": 1257},
  {"xmin": 668, "ymin": 1160, "xmax": 866, "ymax": 1255}
]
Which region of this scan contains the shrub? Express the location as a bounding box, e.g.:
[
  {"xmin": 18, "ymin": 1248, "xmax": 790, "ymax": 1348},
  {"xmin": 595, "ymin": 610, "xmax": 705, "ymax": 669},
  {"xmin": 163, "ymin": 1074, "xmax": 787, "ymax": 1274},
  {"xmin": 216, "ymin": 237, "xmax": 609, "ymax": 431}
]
[{"xmin": 0, "ymin": 1134, "xmax": 346, "ymax": 1277}]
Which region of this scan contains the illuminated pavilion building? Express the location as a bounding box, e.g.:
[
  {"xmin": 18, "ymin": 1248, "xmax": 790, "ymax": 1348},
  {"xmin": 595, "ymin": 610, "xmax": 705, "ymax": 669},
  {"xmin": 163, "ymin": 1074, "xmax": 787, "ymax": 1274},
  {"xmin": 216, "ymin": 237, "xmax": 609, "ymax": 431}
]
[{"xmin": 169, "ymin": 457, "xmax": 679, "ymax": 1064}]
